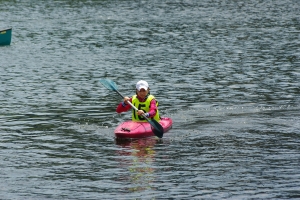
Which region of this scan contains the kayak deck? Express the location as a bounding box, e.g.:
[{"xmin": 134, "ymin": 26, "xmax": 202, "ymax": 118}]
[{"xmin": 114, "ymin": 117, "xmax": 172, "ymax": 139}]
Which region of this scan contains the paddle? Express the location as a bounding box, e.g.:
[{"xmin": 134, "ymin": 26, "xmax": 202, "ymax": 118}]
[{"xmin": 99, "ymin": 79, "xmax": 164, "ymax": 138}]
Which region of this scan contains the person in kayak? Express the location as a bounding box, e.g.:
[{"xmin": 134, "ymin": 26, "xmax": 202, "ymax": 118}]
[{"xmin": 116, "ymin": 80, "xmax": 160, "ymax": 122}]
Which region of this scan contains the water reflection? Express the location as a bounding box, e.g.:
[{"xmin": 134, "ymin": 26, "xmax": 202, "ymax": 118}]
[{"xmin": 115, "ymin": 138, "xmax": 159, "ymax": 192}]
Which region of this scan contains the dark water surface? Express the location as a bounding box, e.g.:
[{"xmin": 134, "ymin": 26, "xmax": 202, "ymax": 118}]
[{"xmin": 1, "ymin": 0, "xmax": 300, "ymax": 199}]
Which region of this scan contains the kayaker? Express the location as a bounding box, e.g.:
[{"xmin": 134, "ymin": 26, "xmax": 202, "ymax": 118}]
[{"xmin": 116, "ymin": 80, "xmax": 160, "ymax": 122}]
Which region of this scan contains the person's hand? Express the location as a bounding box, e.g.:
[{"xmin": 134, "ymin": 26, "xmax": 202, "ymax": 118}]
[
  {"xmin": 123, "ymin": 96, "xmax": 130, "ymax": 104},
  {"xmin": 137, "ymin": 110, "xmax": 145, "ymax": 116}
]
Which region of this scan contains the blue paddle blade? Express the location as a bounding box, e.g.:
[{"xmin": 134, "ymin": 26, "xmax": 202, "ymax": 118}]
[{"xmin": 99, "ymin": 79, "xmax": 118, "ymax": 91}]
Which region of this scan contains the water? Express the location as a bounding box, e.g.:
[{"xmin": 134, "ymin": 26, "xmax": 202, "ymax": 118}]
[{"xmin": 1, "ymin": 0, "xmax": 300, "ymax": 199}]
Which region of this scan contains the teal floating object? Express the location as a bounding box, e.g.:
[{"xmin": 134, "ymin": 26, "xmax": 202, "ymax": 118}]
[{"xmin": 0, "ymin": 28, "xmax": 12, "ymax": 46}]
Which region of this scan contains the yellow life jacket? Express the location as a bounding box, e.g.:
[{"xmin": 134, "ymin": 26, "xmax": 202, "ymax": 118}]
[{"xmin": 131, "ymin": 94, "xmax": 160, "ymax": 122}]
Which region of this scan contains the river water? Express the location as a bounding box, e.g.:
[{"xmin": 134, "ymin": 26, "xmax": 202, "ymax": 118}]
[{"xmin": 1, "ymin": 0, "xmax": 299, "ymax": 199}]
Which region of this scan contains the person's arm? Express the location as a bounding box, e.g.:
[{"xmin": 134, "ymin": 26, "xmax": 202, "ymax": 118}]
[
  {"xmin": 116, "ymin": 97, "xmax": 132, "ymax": 113},
  {"xmin": 145, "ymin": 99, "xmax": 157, "ymax": 118}
]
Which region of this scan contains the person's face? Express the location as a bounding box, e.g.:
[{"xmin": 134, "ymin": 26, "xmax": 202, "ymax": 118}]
[{"xmin": 137, "ymin": 88, "xmax": 149, "ymax": 98}]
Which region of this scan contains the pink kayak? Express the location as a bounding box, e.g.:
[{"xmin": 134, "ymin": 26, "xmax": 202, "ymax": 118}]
[{"xmin": 114, "ymin": 117, "xmax": 172, "ymax": 139}]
